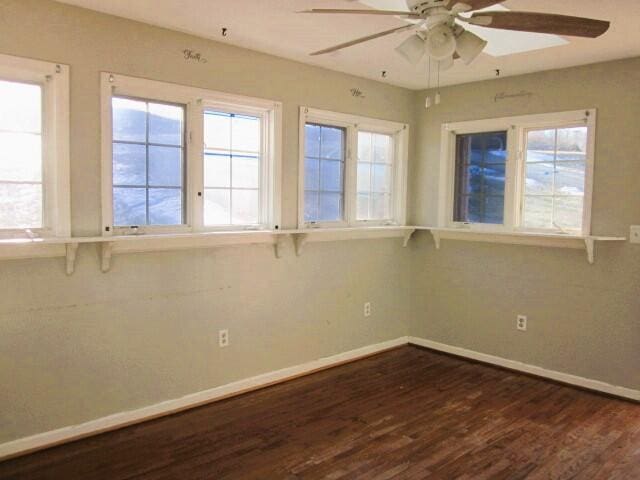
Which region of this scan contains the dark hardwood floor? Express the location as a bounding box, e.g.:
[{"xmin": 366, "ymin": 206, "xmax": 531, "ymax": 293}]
[{"xmin": 1, "ymin": 346, "xmax": 639, "ymax": 479}]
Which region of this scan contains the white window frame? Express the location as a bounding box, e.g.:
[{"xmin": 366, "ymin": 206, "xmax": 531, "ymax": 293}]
[
  {"xmin": 101, "ymin": 73, "xmax": 282, "ymax": 236},
  {"xmin": 298, "ymin": 107, "xmax": 408, "ymax": 229},
  {"xmin": 438, "ymin": 109, "xmax": 596, "ymax": 237},
  {"xmin": 0, "ymin": 53, "xmax": 70, "ymax": 239}
]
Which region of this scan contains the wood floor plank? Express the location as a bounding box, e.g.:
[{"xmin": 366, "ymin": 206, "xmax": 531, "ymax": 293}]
[{"xmin": 1, "ymin": 346, "xmax": 638, "ymax": 479}]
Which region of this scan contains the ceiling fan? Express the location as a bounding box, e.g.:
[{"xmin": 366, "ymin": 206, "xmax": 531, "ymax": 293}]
[{"xmin": 301, "ymin": 0, "xmax": 610, "ymax": 68}]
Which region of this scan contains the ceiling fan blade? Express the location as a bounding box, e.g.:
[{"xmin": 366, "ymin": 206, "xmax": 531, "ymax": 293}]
[
  {"xmin": 310, "ymin": 24, "xmax": 416, "ymax": 56},
  {"xmin": 300, "ymin": 9, "xmax": 419, "ymax": 18},
  {"xmin": 450, "ymin": 0, "xmax": 505, "ymax": 12},
  {"xmin": 469, "ymin": 11, "xmax": 610, "ymax": 38}
]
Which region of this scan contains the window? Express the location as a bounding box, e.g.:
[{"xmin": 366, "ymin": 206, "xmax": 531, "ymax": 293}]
[
  {"xmin": 204, "ymin": 111, "xmax": 261, "ymax": 226},
  {"xmin": 357, "ymin": 132, "xmax": 394, "ymax": 221},
  {"xmin": 299, "ymin": 108, "xmax": 408, "ymax": 228},
  {"xmin": 111, "ymin": 97, "xmax": 185, "ymax": 227},
  {"xmin": 440, "ymin": 110, "xmax": 595, "ymax": 236},
  {"xmin": 304, "ymin": 123, "xmax": 346, "ymax": 223},
  {"xmin": 453, "ymin": 131, "xmax": 507, "ymax": 225},
  {"xmin": 0, "ymin": 54, "xmax": 70, "ymax": 238},
  {"xmin": 522, "ymin": 126, "xmax": 588, "ymax": 231},
  {"xmin": 101, "ymin": 73, "xmax": 281, "ymax": 235}
]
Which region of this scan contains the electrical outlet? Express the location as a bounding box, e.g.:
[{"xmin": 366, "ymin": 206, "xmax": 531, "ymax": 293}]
[
  {"xmin": 218, "ymin": 329, "xmax": 229, "ymax": 348},
  {"xmin": 516, "ymin": 315, "xmax": 527, "ymax": 332},
  {"xmin": 364, "ymin": 302, "xmax": 371, "ymax": 317},
  {"xmin": 630, "ymin": 226, "xmax": 640, "ymax": 244}
]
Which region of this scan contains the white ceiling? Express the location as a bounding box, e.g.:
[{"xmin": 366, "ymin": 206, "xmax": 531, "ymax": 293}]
[{"xmin": 55, "ymin": 0, "xmax": 640, "ymax": 90}]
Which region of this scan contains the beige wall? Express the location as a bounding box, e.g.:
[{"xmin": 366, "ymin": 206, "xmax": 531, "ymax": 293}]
[
  {"xmin": 409, "ymin": 58, "xmax": 640, "ymax": 392},
  {"xmin": 0, "ymin": 0, "xmax": 415, "ymax": 443}
]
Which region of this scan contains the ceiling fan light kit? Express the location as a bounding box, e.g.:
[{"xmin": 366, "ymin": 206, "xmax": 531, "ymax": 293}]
[
  {"xmin": 455, "ymin": 28, "xmax": 488, "ymax": 64},
  {"xmin": 425, "ymin": 24, "xmax": 457, "ymax": 60},
  {"xmin": 395, "ymin": 34, "xmax": 426, "ymax": 64}
]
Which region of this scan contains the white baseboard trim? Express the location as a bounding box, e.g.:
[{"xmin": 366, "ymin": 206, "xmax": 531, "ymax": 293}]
[
  {"xmin": 408, "ymin": 336, "xmax": 640, "ymax": 402},
  {"xmin": 0, "ymin": 336, "xmax": 409, "ymax": 461}
]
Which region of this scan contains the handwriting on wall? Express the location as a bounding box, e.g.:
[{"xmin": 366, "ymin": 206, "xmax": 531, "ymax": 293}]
[
  {"xmin": 494, "ymin": 91, "xmax": 533, "ymax": 102},
  {"xmin": 183, "ymin": 49, "xmax": 208, "ymax": 63},
  {"xmin": 350, "ymin": 88, "xmax": 365, "ymax": 99}
]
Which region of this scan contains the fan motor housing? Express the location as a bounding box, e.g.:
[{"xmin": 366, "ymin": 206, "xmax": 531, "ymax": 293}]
[{"xmin": 406, "ymin": 0, "xmax": 450, "ymax": 15}]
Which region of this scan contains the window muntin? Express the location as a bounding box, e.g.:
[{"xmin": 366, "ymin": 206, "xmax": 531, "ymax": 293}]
[
  {"xmin": 357, "ymin": 131, "xmax": 394, "ymax": 221},
  {"xmin": 453, "ymin": 131, "xmax": 507, "ymax": 225},
  {"xmin": 522, "ymin": 126, "xmax": 587, "ymax": 231},
  {"xmin": 0, "ymin": 79, "xmax": 43, "ymax": 229},
  {"xmin": 304, "ymin": 123, "xmax": 345, "ymax": 223},
  {"xmin": 111, "ymin": 96, "xmax": 185, "ymax": 227},
  {"xmin": 203, "ymin": 110, "xmax": 261, "ymax": 226}
]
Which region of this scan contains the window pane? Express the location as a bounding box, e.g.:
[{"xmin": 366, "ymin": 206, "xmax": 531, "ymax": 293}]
[
  {"xmin": 204, "ymin": 112, "xmax": 231, "ymax": 151},
  {"xmin": 204, "ymin": 153, "xmax": 230, "ymax": 188},
  {"xmin": 483, "ymin": 164, "xmax": 505, "ymax": 195},
  {"xmin": 149, "ymin": 146, "xmax": 182, "ymax": 187},
  {"xmin": 0, "ymin": 132, "xmax": 42, "ymax": 182},
  {"xmin": 320, "ymin": 159, "xmax": 342, "ymax": 192},
  {"xmin": 204, "ymin": 188, "xmax": 230, "ymax": 225},
  {"xmin": 318, "ymin": 193, "xmax": 342, "ymax": 221},
  {"xmin": 469, "ymin": 136, "xmax": 483, "ymax": 166},
  {"xmin": 556, "ymin": 127, "xmax": 587, "ymax": 160},
  {"xmin": 462, "ymin": 165, "xmax": 483, "ymax": 194},
  {"xmin": 112, "ymin": 97, "xmax": 146, "ymax": 143},
  {"xmin": 304, "ymin": 191, "xmax": 318, "ymax": 222},
  {"xmin": 0, "ymin": 80, "xmax": 41, "ymax": 133},
  {"xmin": 371, "ymin": 193, "xmax": 391, "ymax": 220},
  {"xmin": 305, "ymin": 158, "xmax": 319, "ymax": 190},
  {"xmin": 526, "ymin": 129, "xmax": 555, "ymax": 162},
  {"xmin": 525, "ymin": 163, "xmax": 553, "ymax": 195},
  {"xmin": 454, "ymin": 131, "xmax": 506, "ymax": 224},
  {"xmin": 554, "ymin": 196, "xmax": 583, "ymax": 230},
  {"xmin": 148, "ymin": 102, "xmax": 183, "ymax": 146},
  {"xmin": 320, "ymin": 126, "xmax": 343, "ymax": 160},
  {"xmin": 357, "ymin": 193, "xmax": 369, "ymax": 219},
  {"xmin": 113, "ymin": 187, "xmax": 146, "ymax": 226},
  {"xmin": 461, "ymin": 195, "xmax": 483, "ymax": 223},
  {"xmin": 523, "ymin": 196, "xmax": 553, "ymax": 229},
  {"xmin": 148, "ymin": 188, "xmax": 182, "ymax": 225},
  {"xmin": 485, "ymin": 196, "xmax": 504, "ymax": 224},
  {"xmin": 0, "ymin": 183, "xmax": 42, "ymax": 228},
  {"xmin": 358, "ymin": 132, "xmax": 372, "ymax": 163},
  {"xmin": 232, "ymin": 189, "xmax": 259, "ymax": 225},
  {"xmin": 372, "ymin": 164, "xmax": 391, "ymax": 193},
  {"xmin": 305, "ymin": 124, "xmax": 321, "ymax": 158},
  {"xmin": 554, "ymin": 162, "xmax": 585, "ymax": 195},
  {"xmin": 357, "ymin": 163, "xmax": 371, "ymax": 192},
  {"xmin": 231, "ymin": 115, "xmax": 260, "ymax": 153},
  {"xmin": 232, "ymin": 155, "xmax": 259, "ymax": 189},
  {"xmin": 485, "ymin": 133, "xmax": 507, "ymax": 163},
  {"xmin": 373, "ymin": 134, "xmax": 391, "ymax": 164},
  {"xmin": 113, "ymin": 143, "xmax": 146, "ymax": 186}
]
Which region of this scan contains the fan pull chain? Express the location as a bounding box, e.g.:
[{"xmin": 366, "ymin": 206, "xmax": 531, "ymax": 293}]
[
  {"xmin": 435, "ymin": 61, "xmax": 441, "ymax": 105},
  {"xmin": 425, "ymin": 57, "xmax": 432, "ymax": 109}
]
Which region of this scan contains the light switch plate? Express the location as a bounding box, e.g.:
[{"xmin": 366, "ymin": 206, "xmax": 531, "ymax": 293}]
[{"xmin": 631, "ymin": 226, "xmax": 640, "ymax": 244}]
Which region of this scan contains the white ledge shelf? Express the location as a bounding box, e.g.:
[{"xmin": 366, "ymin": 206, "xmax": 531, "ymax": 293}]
[
  {"xmin": 0, "ymin": 226, "xmax": 416, "ymax": 274},
  {"xmin": 417, "ymin": 227, "xmax": 626, "ymax": 264}
]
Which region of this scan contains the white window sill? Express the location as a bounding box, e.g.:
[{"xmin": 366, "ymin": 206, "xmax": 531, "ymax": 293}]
[
  {"xmin": 0, "ymin": 226, "xmax": 416, "ymax": 274},
  {"xmin": 416, "ymin": 227, "xmax": 626, "ymax": 264}
]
